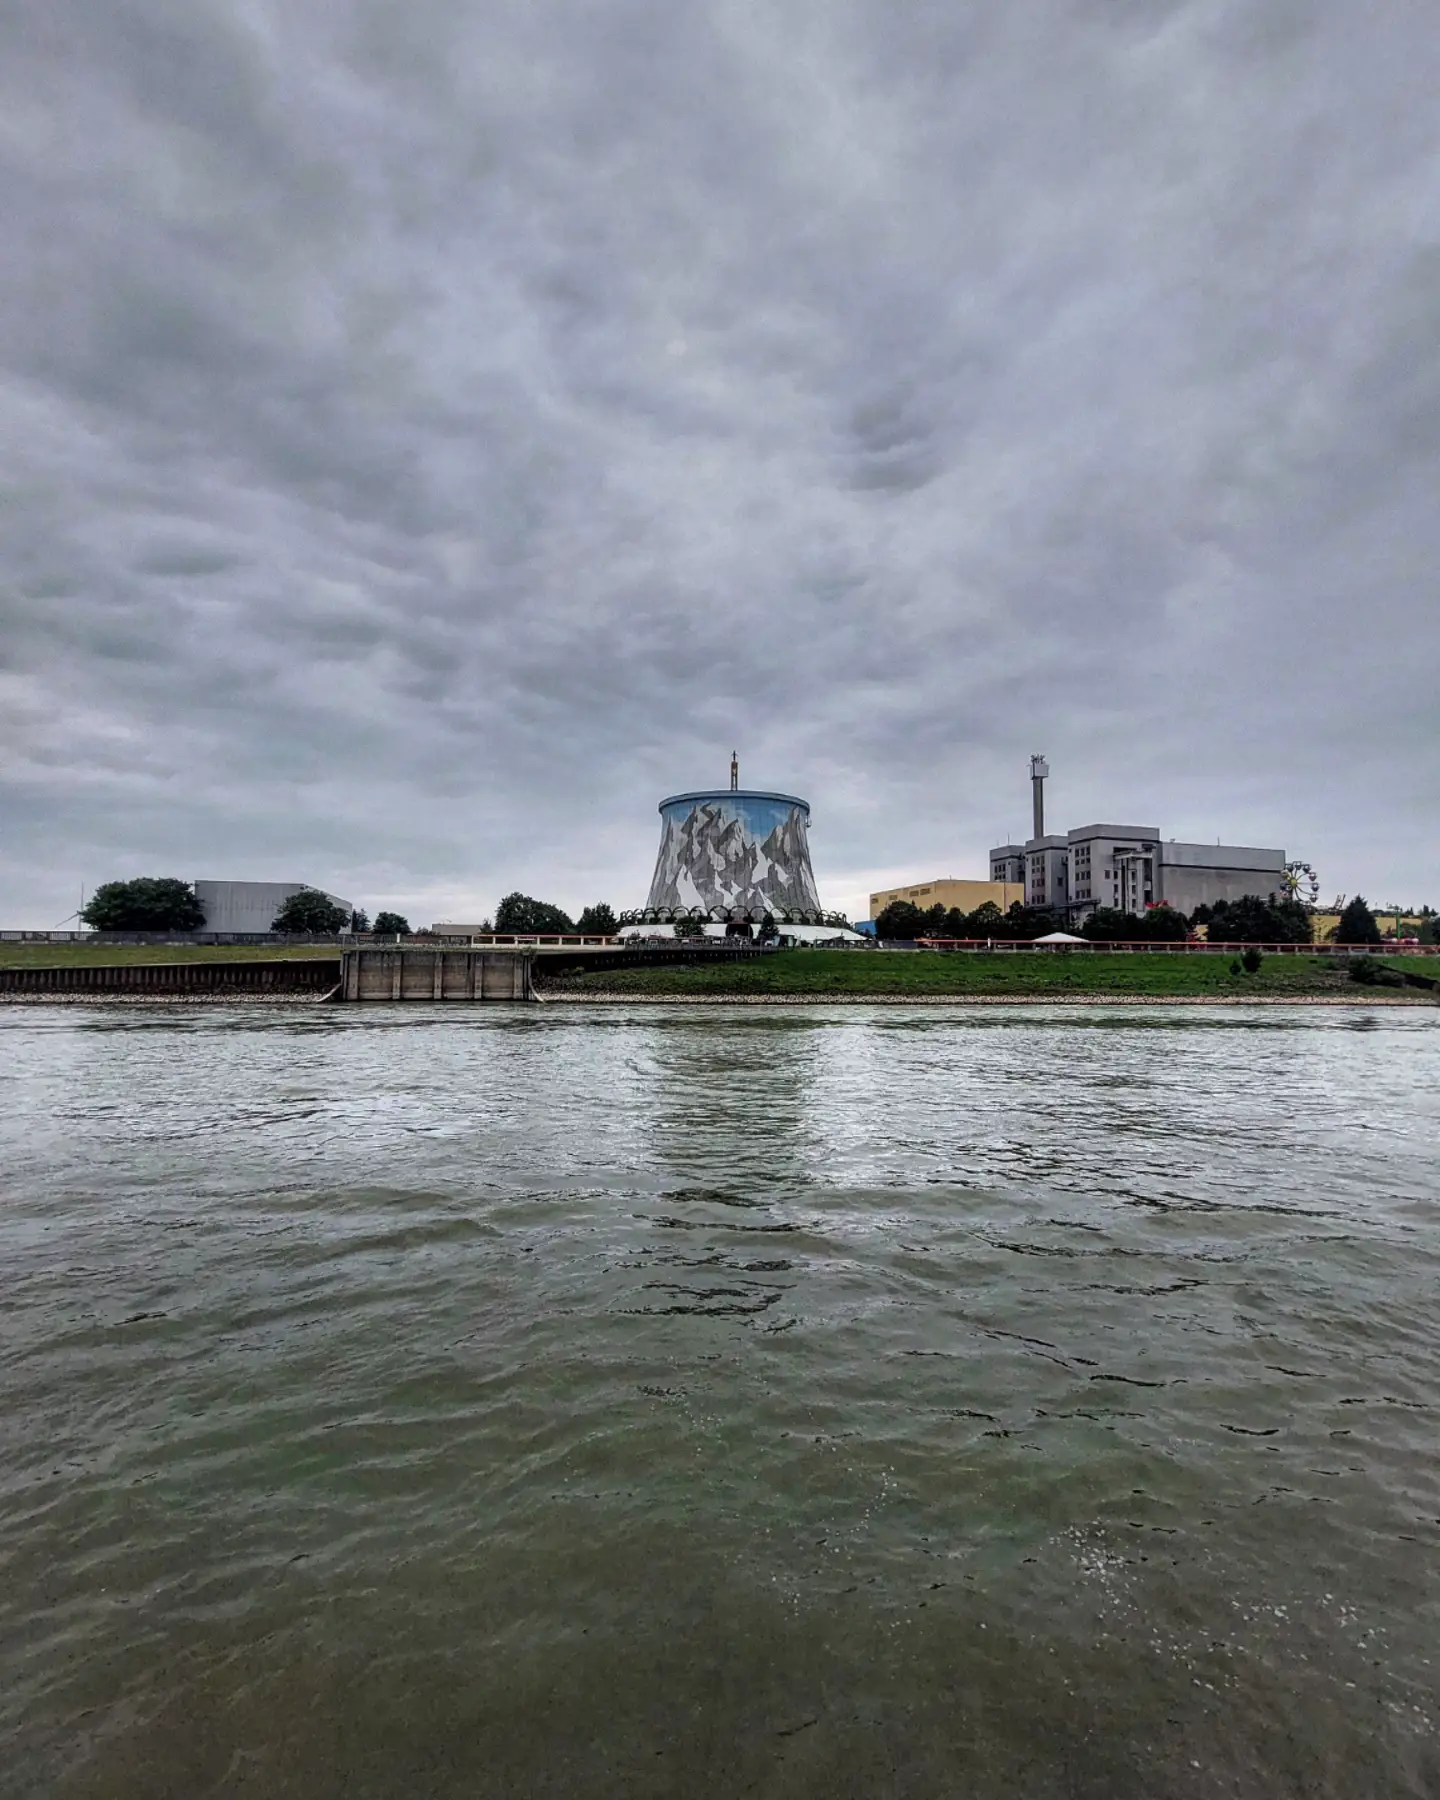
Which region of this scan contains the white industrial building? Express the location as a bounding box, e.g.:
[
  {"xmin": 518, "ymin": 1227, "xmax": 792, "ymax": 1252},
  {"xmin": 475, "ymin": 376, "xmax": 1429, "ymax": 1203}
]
[
  {"xmin": 193, "ymin": 881, "xmax": 354, "ymax": 935},
  {"xmin": 989, "ymin": 760, "xmax": 1286, "ymax": 921}
]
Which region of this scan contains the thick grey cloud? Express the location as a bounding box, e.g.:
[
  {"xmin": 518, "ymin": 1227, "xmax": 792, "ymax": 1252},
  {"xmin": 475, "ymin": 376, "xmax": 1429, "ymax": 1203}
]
[{"xmin": 1, "ymin": 0, "xmax": 1436, "ymax": 925}]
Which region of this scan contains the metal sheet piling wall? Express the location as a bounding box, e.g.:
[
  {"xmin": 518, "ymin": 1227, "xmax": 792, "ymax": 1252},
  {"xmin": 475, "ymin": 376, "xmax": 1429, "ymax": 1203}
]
[
  {"xmin": 339, "ymin": 948, "xmax": 534, "ymax": 1002},
  {"xmin": 0, "ymin": 960, "xmax": 340, "ymax": 995}
]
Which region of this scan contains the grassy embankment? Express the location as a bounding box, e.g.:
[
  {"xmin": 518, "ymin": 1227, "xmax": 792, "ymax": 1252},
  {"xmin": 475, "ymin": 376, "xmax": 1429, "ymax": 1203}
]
[
  {"xmin": 546, "ymin": 949, "xmax": 1438, "ymax": 1000},
  {"xmin": 0, "ymin": 943, "xmax": 339, "ymax": 969}
]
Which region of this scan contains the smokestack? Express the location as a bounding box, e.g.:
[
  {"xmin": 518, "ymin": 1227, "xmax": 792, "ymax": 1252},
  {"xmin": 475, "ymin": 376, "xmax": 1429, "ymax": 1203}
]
[{"xmin": 1030, "ymin": 754, "xmax": 1049, "ymax": 840}]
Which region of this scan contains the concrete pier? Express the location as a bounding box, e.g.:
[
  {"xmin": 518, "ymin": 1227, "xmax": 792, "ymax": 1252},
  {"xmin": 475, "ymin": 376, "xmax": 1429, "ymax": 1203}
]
[{"xmin": 339, "ymin": 947, "xmax": 533, "ymax": 1002}]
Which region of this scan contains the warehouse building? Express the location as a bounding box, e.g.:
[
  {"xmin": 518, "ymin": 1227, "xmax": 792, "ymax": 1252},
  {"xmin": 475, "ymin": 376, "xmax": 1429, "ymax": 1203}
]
[
  {"xmin": 868, "ymin": 877, "xmax": 1024, "ymax": 920},
  {"xmin": 193, "ymin": 880, "xmax": 353, "ymax": 935}
]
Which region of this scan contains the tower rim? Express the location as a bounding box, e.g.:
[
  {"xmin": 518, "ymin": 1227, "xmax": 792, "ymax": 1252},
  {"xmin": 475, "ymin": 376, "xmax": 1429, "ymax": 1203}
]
[{"xmin": 657, "ymin": 789, "xmax": 810, "ymax": 815}]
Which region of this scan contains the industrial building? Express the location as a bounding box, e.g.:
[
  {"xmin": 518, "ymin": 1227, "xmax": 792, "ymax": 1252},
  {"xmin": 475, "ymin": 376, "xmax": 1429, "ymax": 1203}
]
[
  {"xmin": 987, "ymin": 759, "xmax": 1286, "ymax": 921},
  {"xmin": 868, "ymin": 878, "xmax": 1024, "ymax": 919},
  {"xmin": 194, "ymin": 880, "xmax": 353, "ymax": 935}
]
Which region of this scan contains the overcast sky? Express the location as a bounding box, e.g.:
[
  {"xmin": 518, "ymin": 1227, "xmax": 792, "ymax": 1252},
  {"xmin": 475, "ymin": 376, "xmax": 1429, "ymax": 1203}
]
[{"xmin": 2, "ymin": 0, "xmax": 1437, "ymax": 927}]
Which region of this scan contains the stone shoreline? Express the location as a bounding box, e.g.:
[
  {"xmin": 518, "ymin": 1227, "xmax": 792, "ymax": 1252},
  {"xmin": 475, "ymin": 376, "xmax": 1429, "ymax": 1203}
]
[
  {"xmin": 3, "ymin": 990, "xmax": 1431, "ymax": 1010},
  {"xmin": 539, "ymin": 990, "xmax": 1435, "ymax": 1007}
]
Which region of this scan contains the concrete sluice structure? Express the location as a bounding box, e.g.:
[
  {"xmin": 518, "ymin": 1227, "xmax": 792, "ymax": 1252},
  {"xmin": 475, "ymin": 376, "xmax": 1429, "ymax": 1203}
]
[{"xmin": 340, "ymin": 946, "xmax": 533, "ymax": 1002}]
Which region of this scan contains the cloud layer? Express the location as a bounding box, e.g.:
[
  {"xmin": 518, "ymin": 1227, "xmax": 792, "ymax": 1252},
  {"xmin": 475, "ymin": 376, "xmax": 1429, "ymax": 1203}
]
[{"xmin": 2, "ymin": 0, "xmax": 1437, "ymax": 924}]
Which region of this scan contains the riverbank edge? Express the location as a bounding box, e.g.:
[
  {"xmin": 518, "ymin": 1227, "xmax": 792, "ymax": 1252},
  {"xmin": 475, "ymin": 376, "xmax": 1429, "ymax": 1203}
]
[
  {"xmin": 538, "ymin": 990, "xmax": 1434, "ymax": 1007},
  {"xmin": 3, "ymin": 990, "xmax": 1432, "ymax": 1008}
]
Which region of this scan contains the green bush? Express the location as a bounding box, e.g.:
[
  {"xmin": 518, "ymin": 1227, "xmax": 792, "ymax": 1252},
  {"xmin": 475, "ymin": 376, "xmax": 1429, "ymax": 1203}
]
[
  {"xmin": 1241, "ymin": 946, "xmax": 1263, "ymax": 973},
  {"xmin": 1348, "ymin": 955, "xmax": 1403, "ymax": 988}
]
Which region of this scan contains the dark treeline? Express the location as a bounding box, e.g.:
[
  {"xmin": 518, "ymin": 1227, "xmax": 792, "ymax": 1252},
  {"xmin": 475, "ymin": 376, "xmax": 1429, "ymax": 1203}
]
[{"xmin": 874, "ymin": 892, "xmax": 1366, "ymax": 945}]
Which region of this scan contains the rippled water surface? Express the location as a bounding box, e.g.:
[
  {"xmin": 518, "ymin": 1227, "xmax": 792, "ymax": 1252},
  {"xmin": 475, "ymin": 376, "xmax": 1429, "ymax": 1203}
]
[{"xmin": 2, "ymin": 1003, "xmax": 1438, "ymax": 1798}]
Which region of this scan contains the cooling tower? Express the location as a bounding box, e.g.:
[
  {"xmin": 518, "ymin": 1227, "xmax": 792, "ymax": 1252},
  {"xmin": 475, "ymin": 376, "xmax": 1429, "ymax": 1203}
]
[{"xmin": 635, "ymin": 789, "xmax": 842, "ymax": 925}]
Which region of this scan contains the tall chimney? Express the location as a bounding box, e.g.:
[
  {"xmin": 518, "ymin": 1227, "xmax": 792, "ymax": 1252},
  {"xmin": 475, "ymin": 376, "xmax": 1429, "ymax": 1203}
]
[{"xmin": 1030, "ymin": 754, "xmax": 1049, "ymax": 841}]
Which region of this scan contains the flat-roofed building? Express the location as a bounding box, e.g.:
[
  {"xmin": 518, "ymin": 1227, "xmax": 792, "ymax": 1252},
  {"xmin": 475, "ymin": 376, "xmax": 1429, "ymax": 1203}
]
[
  {"xmin": 987, "ymin": 825, "xmax": 1285, "ymax": 921},
  {"xmin": 1065, "ymin": 824, "xmax": 1161, "ymax": 915},
  {"xmin": 1156, "ymin": 842, "xmax": 1286, "ymax": 915},
  {"xmin": 194, "ymin": 880, "xmax": 353, "ymax": 935},
  {"xmin": 869, "ymin": 877, "xmax": 1025, "ymax": 921},
  {"xmin": 1024, "ymin": 835, "xmax": 1072, "ymax": 912},
  {"xmin": 986, "ymin": 758, "xmax": 1288, "ymax": 923}
]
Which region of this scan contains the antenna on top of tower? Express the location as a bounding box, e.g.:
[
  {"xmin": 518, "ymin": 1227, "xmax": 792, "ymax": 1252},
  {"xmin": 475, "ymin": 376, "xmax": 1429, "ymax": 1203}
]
[{"xmin": 730, "ymin": 750, "xmax": 739, "ymax": 792}]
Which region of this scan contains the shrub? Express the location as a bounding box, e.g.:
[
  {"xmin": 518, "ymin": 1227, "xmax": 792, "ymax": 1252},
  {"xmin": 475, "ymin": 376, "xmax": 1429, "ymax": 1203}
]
[
  {"xmin": 1348, "ymin": 955, "xmax": 1403, "ymax": 988},
  {"xmin": 1241, "ymin": 946, "xmax": 1263, "ymax": 973}
]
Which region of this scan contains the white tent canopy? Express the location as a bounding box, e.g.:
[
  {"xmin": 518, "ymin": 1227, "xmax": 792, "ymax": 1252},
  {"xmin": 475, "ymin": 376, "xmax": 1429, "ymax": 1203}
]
[{"xmin": 1031, "ymin": 931, "xmax": 1087, "ymax": 944}]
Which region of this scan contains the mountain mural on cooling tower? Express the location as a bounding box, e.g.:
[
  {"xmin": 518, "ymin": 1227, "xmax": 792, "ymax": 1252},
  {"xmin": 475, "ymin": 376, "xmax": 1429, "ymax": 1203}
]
[{"xmin": 646, "ymin": 795, "xmax": 823, "ymax": 916}]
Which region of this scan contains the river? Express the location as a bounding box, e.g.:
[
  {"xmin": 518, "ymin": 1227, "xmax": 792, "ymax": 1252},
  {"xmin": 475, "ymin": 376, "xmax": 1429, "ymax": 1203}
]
[{"xmin": 2, "ymin": 1003, "xmax": 1437, "ymax": 1797}]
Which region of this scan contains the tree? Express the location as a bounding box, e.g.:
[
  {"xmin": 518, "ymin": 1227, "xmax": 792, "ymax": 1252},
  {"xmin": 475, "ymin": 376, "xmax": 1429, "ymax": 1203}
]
[
  {"xmin": 875, "ymin": 900, "xmax": 928, "ymax": 939},
  {"xmin": 1079, "ymin": 907, "xmax": 1137, "ymax": 943},
  {"xmin": 349, "ymin": 909, "xmax": 370, "ymax": 933},
  {"xmin": 1205, "ymin": 895, "xmax": 1311, "ymax": 944},
  {"xmin": 575, "ymin": 902, "xmax": 618, "ymax": 935},
  {"xmin": 1335, "ymin": 895, "xmax": 1381, "ymax": 946},
  {"xmin": 81, "ymin": 878, "xmax": 205, "ymax": 932},
  {"xmin": 271, "ymin": 888, "xmax": 349, "ymax": 934},
  {"xmin": 1136, "ymin": 904, "xmax": 1191, "ymax": 942},
  {"xmin": 372, "ymin": 911, "xmax": 410, "ymax": 935},
  {"xmin": 1003, "ymin": 904, "xmax": 1065, "ymax": 940},
  {"xmin": 494, "ymin": 892, "xmax": 575, "ymax": 933},
  {"xmin": 962, "ymin": 902, "xmax": 1008, "ymax": 938}
]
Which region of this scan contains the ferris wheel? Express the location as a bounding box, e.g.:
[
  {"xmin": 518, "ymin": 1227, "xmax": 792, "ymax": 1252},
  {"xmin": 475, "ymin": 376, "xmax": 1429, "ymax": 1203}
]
[{"xmin": 1283, "ymin": 860, "xmax": 1320, "ymax": 907}]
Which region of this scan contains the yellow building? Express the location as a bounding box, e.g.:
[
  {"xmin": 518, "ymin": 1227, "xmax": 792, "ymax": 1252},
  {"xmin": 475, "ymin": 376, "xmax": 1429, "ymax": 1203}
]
[
  {"xmin": 869, "ymin": 878, "xmax": 1025, "ymax": 920},
  {"xmin": 1309, "ymin": 911, "xmax": 1426, "ymax": 942}
]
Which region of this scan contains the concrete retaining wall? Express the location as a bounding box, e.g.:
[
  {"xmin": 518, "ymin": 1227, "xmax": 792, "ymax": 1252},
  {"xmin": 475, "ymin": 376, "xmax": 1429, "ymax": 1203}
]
[
  {"xmin": 340, "ymin": 948, "xmax": 533, "ymax": 1002},
  {"xmin": 0, "ymin": 960, "xmax": 340, "ymax": 995}
]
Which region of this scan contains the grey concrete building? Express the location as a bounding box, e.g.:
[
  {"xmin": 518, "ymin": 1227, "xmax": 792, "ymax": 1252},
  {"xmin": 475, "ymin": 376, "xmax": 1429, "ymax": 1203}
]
[
  {"xmin": 1154, "ymin": 842, "xmax": 1286, "ymax": 916},
  {"xmin": 988, "ymin": 823, "xmax": 1286, "ymax": 922},
  {"xmin": 1065, "ymin": 824, "xmax": 1161, "ymax": 914},
  {"xmin": 194, "ymin": 880, "xmax": 354, "ymax": 934},
  {"xmin": 1024, "ymin": 836, "xmax": 1071, "ymax": 913}
]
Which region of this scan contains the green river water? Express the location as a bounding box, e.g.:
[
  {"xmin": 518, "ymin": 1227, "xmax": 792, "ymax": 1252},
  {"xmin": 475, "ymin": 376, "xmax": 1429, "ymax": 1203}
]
[{"xmin": 1, "ymin": 1003, "xmax": 1437, "ymax": 1797}]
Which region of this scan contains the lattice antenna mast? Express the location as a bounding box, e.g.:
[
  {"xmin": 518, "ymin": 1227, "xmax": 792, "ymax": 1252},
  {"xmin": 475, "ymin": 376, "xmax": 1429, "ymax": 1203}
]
[{"xmin": 730, "ymin": 750, "xmax": 739, "ymax": 792}]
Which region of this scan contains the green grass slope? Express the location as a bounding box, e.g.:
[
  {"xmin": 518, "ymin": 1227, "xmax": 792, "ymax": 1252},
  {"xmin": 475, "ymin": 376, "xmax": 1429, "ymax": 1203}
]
[{"xmin": 546, "ymin": 950, "xmax": 1437, "ymax": 999}]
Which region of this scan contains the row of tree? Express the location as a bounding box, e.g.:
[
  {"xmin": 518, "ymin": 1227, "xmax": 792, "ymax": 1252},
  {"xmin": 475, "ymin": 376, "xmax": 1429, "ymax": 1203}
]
[
  {"xmin": 492, "ymin": 894, "xmax": 617, "ymax": 935},
  {"xmin": 873, "ymin": 892, "xmax": 1395, "ymax": 946},
  {"xmin": 77, "ymin": 878, "xmax": 618, "ymax": 937},
  {"xmin": 78, "ymin": 878, "xmax": 413, "ymax": 936}
]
